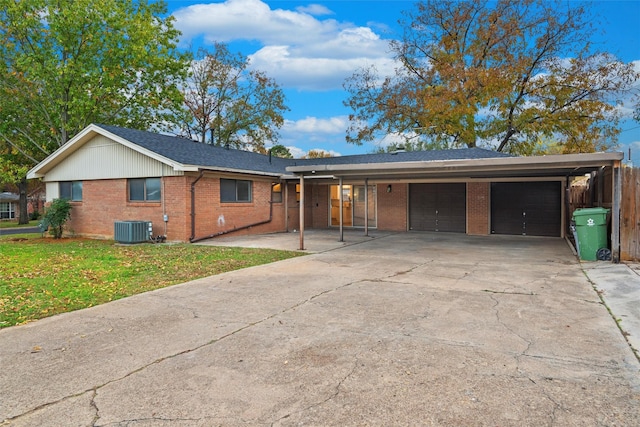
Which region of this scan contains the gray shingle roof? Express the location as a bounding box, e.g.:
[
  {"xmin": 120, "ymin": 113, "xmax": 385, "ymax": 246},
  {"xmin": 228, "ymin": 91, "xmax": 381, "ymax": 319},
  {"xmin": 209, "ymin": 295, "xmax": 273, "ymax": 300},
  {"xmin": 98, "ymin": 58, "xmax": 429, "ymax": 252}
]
[
  {"xmin": 0, "ymin": 192, "xmax": 20, "ymax": 202},
  {"xmin": 287, "ymin": 147, "xmax": 512, "ymax": 167},
  {"xmin": 97, "ymin": 124, "xmax": 292, "ymax": 175},
  {"xmin": 97, "ymin": 124, "xmax": 512, "ymax": 175}
]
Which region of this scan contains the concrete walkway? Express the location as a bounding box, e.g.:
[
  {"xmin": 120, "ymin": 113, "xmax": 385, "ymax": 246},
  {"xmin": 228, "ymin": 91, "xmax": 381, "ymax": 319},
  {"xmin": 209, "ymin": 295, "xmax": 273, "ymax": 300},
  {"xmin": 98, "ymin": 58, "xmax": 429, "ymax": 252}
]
[
  {"xmin": 582, "ymin": 261, "xmax": 640, "ymax": 358},
  {"xmin": 1, "ymin": 232, "xmax": 639, "ymax": 426}
]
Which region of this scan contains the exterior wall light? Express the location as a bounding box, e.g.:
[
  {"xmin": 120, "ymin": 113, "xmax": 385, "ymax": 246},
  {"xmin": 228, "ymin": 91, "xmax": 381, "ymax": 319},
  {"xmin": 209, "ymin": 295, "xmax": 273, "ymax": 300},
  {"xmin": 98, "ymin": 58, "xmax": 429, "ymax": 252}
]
[{"xmin": 387, "ymin": 184, "xmax": 392, "ymax": 193}]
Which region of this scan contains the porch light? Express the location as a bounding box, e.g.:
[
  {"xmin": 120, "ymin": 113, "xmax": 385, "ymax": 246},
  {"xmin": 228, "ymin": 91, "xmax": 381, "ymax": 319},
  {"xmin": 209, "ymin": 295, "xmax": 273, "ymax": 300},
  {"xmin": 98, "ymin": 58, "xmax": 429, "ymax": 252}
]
[{"xmin": 387, "ymin": 184, "xmax": 392, "ymax": 193}]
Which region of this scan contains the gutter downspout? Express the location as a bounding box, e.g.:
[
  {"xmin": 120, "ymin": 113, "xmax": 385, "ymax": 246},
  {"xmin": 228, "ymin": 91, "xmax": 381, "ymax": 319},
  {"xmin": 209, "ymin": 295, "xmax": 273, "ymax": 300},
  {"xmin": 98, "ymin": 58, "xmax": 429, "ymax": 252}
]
[
  {"xmin": 189, "ymin": 170, "xmax": 205, "ymax": 242},
  {"xmin": 162, "ymin": 168, "xmax": 167, "ymax": 238},
  {"xmin": 190, "ymin": 200, "xmax": 274, "ymax": 243}
]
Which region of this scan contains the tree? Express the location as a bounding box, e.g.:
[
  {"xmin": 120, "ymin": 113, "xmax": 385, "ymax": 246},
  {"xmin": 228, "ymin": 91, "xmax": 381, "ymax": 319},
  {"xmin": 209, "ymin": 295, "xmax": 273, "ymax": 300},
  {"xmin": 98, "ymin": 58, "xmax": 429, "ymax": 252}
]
[
  {"xmin": 344, "ymin": 0, "xmax": 639, "ymax": 155},
  {"xmin": 269, "ymin": 145, "xmax": 293, "ymax": 159},
  {"xmin": 0, "ymin": 72, "xmax": 51, "ymax": 223},
  {"xmin": 303, "ymin": 150, "xmax": 334, "ymax": 159},
  {"xmin": 0, "ymin": 0, "xmax": 188, "ymax": 222},
  {"xmin": 179, "ymin": 44, "xmax": 289, "ymax": 153}
]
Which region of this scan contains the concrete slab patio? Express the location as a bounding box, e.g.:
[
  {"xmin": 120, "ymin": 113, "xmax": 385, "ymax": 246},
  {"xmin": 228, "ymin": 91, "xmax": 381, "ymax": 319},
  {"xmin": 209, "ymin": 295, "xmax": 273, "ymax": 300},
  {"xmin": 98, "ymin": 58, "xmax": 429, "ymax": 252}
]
[{"xmin": 1, "ymin": 232, "xmax": 639, "ymax": 426}]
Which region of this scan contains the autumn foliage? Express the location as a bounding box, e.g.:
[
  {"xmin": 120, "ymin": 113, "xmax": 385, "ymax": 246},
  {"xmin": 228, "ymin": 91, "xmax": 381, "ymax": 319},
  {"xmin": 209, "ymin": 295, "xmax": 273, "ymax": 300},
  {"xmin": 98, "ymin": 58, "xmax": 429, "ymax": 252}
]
[{"xmin": 344, "ymin": 0, "xmax": 639, "ymax": 155}]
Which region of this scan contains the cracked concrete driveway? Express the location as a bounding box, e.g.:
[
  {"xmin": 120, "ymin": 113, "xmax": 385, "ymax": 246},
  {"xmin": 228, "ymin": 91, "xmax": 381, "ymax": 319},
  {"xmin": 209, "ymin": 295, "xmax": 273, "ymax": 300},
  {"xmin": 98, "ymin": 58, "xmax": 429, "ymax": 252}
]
[{"xmin": 1, "ymin": 232, "xmax": 639, "ymax": 426}]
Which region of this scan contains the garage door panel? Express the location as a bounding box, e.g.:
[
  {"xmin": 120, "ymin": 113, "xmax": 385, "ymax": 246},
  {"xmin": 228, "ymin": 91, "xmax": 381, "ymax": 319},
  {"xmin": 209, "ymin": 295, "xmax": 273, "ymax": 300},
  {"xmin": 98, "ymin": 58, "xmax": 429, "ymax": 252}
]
[
  {"xmin": 410, "ymin": 183, "xmax": 466, "ymax": 233},
  {"xmin": 491, "ymin": 182, "xmax": 561, "ymax": 237}
]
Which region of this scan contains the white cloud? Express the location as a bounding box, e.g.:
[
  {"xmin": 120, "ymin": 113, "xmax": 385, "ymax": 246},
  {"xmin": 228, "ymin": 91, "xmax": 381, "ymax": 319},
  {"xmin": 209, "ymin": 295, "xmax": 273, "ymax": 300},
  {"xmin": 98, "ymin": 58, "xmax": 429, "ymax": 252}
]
[
  {"xmin": 274, "ymin": 115, "xmax": 350, "ymax": 156},
  {"xmin": 287, "ymin": 146, "xmax": 307, "ymax": 158},
  {"xmin": 285, "ymin": 146, "xmax": 342, "ymax": 158},
  {"xmin": 173, "ymin": 0, "xmax": 397, "ymax": 91},
  {"xmin": 295, "ymin": 4, "xmax": 333, "ymax": 16},
  {"xmin": 283, "ymin": 116, "xmax": 348, "ymax": 134},
  {"xmin": 248, "ymin": 45, "xmax": 396, "ymax": 90},
  {"xmin": 174, "ymin": 0, "xmax": 343, "ymax": 46}
]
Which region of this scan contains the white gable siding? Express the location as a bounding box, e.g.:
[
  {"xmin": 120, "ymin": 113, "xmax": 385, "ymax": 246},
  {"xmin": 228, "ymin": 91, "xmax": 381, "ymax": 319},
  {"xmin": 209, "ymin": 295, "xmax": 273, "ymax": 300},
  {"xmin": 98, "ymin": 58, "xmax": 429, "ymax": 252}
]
[{"xmin": 43, "ymin": 135, "xmax": 183, "ymax": 182}]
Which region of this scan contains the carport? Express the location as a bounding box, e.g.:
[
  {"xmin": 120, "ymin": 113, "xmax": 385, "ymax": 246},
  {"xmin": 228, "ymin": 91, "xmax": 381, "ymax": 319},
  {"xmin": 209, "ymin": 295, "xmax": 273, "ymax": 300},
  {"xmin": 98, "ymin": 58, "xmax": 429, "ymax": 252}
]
[{"xmin": 287, "ymin": 152, "xmax": 624, "ymax": 261}]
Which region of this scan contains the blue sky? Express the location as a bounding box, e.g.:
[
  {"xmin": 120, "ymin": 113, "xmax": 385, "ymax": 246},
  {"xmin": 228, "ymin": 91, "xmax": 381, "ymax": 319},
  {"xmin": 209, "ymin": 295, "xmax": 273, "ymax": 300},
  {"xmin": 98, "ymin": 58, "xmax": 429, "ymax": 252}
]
[{"xmin": 165, "ymin": 0, "xmax": 640, "ymax": 164}]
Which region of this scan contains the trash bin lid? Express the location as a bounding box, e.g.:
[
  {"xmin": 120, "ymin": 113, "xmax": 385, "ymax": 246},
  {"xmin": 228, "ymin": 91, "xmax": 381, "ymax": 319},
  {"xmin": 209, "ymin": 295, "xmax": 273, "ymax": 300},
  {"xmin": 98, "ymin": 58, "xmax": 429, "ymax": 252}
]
[
  {"xmin": 572, "ymin": 207, "xmax": 610, "ymax": 217},
  {"xmin": 572, "ymin": 207, "xmax": 609, "ymax": 226}
]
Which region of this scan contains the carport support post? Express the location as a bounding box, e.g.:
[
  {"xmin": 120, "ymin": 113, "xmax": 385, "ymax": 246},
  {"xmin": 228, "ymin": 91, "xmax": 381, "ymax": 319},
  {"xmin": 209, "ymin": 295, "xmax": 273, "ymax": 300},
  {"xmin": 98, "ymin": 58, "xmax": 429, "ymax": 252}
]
[
  {"xmin": 364, "ymin": 178, "xmax": 369, "ymax": 236},
  {"xmin": 612, "ymin": 161, "xmax": 621, "ymax": 263},
  {"xmin": 284, "ymin": 181, "xmax": 289, "ymax": 232},
  {"xmin": 339, "ymin": 177, "xmax": 344, "ymax": 242},
  {"xmin": 299, "ymin": 175, "xmax": 305, "ymax": 250}
]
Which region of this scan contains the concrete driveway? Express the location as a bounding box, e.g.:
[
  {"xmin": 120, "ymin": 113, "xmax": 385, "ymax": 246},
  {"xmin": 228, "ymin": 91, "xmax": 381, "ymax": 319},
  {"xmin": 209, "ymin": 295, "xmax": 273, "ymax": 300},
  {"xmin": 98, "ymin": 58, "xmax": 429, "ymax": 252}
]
[{"xmin": 1, "ymin": 232, "xmax": 639, "ymax": 426}]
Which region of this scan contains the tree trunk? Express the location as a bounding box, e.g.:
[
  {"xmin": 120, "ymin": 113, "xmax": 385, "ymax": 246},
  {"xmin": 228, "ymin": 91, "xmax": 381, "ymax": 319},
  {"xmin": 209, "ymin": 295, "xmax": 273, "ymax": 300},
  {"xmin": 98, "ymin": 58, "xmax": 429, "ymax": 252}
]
[
  {"xmin": 18, "ymin": 177, "xmax": 29, "ymax": 225},
  {"xmin": 497, "ymin": 128, "xmax": 516, "ymax": 152},
  {"xmin": 461, "ymin": 114, "xmax": 477, "ymax": 148}
]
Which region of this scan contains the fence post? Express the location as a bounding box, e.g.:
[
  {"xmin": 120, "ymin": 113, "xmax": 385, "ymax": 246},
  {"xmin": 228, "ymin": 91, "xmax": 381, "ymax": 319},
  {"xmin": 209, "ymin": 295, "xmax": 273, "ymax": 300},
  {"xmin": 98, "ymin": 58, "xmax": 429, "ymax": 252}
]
[{"xmin": 611, "ymin": 161, "xmax": 621, "ymax": 263}]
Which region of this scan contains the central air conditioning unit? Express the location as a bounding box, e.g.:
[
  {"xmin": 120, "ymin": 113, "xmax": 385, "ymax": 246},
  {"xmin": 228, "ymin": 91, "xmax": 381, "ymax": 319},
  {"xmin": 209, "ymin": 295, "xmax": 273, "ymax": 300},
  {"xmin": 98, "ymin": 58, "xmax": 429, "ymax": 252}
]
[{"xmin": 114, "ymin": 221, "xmax": 151, "ymax": 244}]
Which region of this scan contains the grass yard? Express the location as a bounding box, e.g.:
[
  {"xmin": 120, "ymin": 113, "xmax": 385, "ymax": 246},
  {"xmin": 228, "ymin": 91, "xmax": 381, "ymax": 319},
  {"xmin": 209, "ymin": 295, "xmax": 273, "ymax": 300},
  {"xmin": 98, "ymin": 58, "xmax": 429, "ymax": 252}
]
[{"xmin": 0, "ymin": 234, "xmax": 304, "ymax": 328}]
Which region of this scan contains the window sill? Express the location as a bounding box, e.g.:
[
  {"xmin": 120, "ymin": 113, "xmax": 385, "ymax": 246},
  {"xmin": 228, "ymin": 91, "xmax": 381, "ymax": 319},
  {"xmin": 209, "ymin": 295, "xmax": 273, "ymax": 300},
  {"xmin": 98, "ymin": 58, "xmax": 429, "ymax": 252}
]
[{"xmin": 127, "ymin": 202, "xmax": 161, "ymax": 207}]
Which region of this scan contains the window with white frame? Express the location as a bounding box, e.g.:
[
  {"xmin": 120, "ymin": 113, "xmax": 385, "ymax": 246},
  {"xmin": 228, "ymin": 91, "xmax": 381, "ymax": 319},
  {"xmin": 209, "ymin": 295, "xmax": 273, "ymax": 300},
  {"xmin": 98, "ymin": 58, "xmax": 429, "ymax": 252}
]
[{"xmin": 0, "ymin": 202, "xmax": 16, "ymax": 219}]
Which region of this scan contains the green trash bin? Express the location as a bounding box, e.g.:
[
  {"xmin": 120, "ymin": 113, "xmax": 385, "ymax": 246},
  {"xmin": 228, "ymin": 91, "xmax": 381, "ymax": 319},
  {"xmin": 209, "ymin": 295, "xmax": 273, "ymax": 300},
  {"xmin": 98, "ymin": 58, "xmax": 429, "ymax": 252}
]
[{"xmin": 572, "ymin": 207, "xmax": 609, "ymax": 261}]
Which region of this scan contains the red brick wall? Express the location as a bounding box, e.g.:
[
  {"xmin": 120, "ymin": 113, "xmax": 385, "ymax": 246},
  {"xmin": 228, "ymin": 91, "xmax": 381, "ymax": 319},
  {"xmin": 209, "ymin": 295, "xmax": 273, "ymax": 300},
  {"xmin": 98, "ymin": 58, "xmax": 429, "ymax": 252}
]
[
  {"xmin": 65, "ymin": 175, "xmax": 288, "ymax": 242},
  {"xmin": 69, "ymin": 177, "xmax": 501, "ymax": 239},
  {"xmin": 467, "ymin": 182, "xmax": 490, "ymax": 235},
  {"xmin": 163, "ymin": 176, "xmax": 190, "ymax": 241},
  {"xmin": 376, "ymin": 183, "xmax": 408, "ymax": 231},
  {"xmin": 67, "ymin": 178, "xmax": 171, "ymax": 240},
  {"xmin": 190, "ymin": 175, "xmax": 286, "ymax": 240}
]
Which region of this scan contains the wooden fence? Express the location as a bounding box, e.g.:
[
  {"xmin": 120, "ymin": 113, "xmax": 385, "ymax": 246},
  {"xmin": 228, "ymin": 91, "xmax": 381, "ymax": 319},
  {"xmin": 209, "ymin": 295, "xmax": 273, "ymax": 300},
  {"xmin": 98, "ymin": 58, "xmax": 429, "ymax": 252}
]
[
  {"xmin": 569, "ymin": 165, "xmax": 639, "ymax": 262},
  {"xmin": 620, "ymin": 166, "xmax": 639, "ymax": 261}
]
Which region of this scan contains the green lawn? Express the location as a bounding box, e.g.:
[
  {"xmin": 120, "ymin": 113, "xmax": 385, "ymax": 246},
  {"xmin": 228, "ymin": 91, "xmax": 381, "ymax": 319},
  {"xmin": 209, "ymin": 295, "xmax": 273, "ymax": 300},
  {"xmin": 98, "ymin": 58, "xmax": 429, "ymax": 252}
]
[{"xmin": 0, "ymin": 235, "xmax": 304, "ymax": 328}]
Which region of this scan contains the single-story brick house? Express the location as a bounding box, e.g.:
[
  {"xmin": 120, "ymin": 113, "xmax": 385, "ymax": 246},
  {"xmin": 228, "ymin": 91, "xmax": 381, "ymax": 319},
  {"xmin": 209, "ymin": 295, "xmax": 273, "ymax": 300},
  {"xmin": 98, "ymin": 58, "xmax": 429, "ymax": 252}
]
[
  {"xmin": 27, "ymin": 124, "xmax": 624, "ymax": 259},
  {"xmin": 0, "ymin": 192, "xmax": 20, "ymax": 220},
  {"xmin": 0, "ymin": 188, "xmax": 45, "ymax": 221}
]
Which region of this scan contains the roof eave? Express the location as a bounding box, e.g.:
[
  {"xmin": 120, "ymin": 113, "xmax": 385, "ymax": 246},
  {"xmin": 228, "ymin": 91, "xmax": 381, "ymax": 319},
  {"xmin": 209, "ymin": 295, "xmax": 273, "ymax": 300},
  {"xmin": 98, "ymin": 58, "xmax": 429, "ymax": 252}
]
[
  {"xmin": 192, "ymin": 165, "xmax": 285, "ymax": 178},
  {"xmin": 27, "ymin": 125, "xmax": 100, "ymax": 179},
  {"xmin": 286, "ymin": 152, "xmax": 624, "ymax": 177}
]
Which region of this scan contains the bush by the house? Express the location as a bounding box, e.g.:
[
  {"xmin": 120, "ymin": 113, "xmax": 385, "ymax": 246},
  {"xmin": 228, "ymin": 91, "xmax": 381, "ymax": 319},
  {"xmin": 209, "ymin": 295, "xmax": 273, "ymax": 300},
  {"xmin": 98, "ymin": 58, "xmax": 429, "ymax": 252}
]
[{"xmin": 40, "ymin": 199, "xmax": 72, "ymax": 239}]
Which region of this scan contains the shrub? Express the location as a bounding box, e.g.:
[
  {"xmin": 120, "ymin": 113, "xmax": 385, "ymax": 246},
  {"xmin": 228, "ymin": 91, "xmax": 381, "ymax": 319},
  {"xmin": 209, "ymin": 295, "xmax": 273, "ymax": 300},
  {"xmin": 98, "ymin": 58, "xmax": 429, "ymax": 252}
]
[
  {"xmin": 30, "ymin": 210, "xmax": 41, "ymax": 221},
  {"xmin": 40, "ymin": 199, "xmax": 72, "ymax": 239}
]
